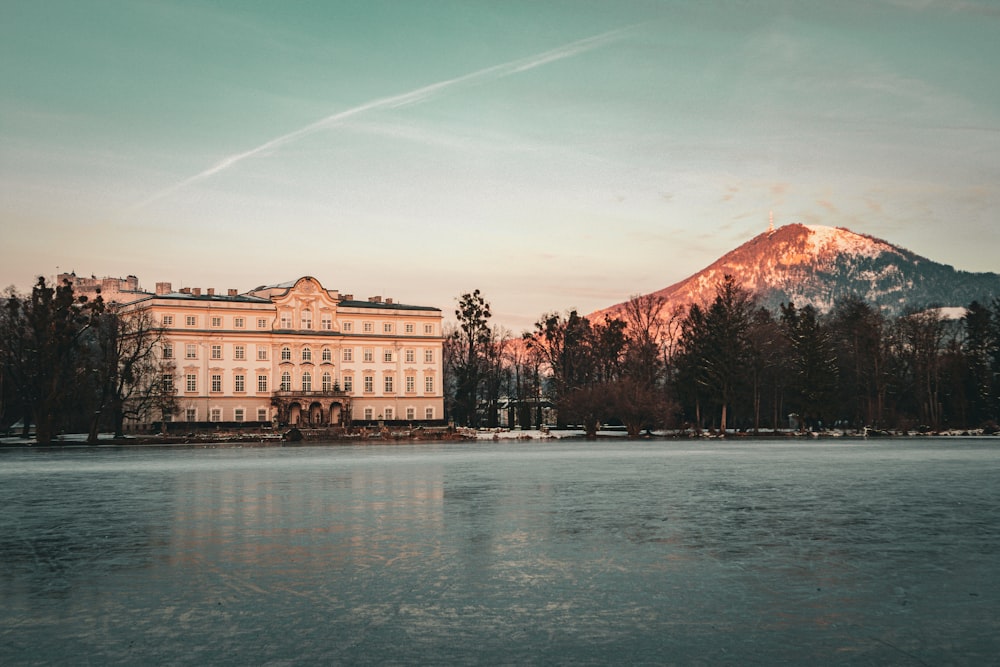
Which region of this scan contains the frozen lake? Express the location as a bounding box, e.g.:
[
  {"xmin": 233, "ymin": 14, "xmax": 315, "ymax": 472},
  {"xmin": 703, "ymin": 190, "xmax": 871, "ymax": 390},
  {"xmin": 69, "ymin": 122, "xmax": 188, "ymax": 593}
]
[{"xmin": 1, "ymin": 439, "xmax": 998, "ymax": 665}]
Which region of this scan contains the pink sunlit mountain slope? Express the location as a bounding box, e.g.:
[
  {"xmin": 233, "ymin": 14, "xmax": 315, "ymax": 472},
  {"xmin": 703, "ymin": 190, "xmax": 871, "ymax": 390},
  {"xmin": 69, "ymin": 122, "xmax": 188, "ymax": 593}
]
[{"xmin": 593, "ymin": 223, "xmax": 1000, "ymax": 320}]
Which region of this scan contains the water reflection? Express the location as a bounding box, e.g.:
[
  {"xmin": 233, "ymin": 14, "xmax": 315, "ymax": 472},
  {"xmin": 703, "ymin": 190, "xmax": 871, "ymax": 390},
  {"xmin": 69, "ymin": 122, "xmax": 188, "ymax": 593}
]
[{"xmin": 0, "ymin": 440, "xmax": 997, "ymax": 664}]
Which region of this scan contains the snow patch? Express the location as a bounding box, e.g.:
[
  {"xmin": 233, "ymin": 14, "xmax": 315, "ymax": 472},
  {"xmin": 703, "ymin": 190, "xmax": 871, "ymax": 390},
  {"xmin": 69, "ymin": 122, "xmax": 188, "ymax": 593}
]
[{"xmin": 804, "ymin": 225, "xmax": 885, "ymax": 259}]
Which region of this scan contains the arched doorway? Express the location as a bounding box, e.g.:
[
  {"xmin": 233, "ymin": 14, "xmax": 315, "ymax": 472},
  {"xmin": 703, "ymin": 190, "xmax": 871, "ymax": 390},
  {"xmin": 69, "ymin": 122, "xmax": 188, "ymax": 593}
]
[
  {"xmin": 288, "ymin": 402, "xmax": 302, "ymax": 425},
  {"xmin": 329, "ymin": 402, "xmax": 343, "ymax": 425},
  {"xmin": 308, "ymin": 402, "xmax": 324, "ymax": 425}
]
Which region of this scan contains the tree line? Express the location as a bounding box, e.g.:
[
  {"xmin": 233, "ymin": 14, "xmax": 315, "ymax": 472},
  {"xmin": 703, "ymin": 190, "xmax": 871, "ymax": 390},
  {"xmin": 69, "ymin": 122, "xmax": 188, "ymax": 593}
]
[
  {"xmin": 445, "ymin": 277, "xmax": 1000, "ymax": 436},
  {"xmin": 4, "ymin": 275, "xmax": 998, "ymax": 443},
  {"xmin": 1, "ymin": 277, "xmax": 176, "ymax": 444}
]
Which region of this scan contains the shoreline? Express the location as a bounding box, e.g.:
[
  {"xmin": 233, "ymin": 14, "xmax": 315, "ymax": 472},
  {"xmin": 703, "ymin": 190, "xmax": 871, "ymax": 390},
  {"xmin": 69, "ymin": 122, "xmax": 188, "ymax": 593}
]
[{"xmin": 3, "ymin": 426, "xmax": 998, "ymax": 448}]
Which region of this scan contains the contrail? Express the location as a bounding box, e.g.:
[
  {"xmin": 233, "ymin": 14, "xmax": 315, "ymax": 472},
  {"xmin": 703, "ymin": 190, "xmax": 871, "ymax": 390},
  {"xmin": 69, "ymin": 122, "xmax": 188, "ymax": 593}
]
[{"xmin": 133, "ymin": 26, "xmax": 636, "ymax": 209}]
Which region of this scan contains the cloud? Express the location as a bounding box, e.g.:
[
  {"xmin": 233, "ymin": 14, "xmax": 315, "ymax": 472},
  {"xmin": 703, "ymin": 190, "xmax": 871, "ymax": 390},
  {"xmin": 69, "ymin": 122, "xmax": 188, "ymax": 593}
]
[{"xmin": 133, "ymin": 25, "xmax": 637, "ymax": 209}]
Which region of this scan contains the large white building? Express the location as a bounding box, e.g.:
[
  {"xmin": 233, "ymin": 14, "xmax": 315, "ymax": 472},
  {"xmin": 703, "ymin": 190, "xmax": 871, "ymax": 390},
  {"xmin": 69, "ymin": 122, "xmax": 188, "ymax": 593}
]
[{"xmin": 126, "ymin": 276, "xmax": 445, "ymax": 429}]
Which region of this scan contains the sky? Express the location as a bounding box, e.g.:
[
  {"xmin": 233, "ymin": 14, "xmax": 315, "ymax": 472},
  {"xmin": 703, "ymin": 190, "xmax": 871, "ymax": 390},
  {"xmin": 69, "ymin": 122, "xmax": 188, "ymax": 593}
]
[{"xmin": 2, "ymin": 0, "xmax": 999, "ymax": 330}]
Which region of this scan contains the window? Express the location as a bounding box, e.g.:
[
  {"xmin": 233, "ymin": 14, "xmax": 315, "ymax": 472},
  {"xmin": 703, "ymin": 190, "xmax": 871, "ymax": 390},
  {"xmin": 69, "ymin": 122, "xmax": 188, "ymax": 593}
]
[
  {"xmin": 281, "ymin": 346, "xmax": 291, "ymax": 361},
  {"xmin": 257, "ymin": 318, "xmax": 268, "ymax": 329},
  {"xmin": 301, "ymin": 372, "xmax": 312, "ymax": 391},
  {"xmin": 384, "ymin": 322, "xmax": 393, "ymax": 333},
  {"xmin": 234, "ymin": 408, "xmax": 244, "ymax": 422},
  {"xmin": 186, "ymin": 407, "xmax": 196, "ymax": 421},
  {"xmin": 257, "ymin": 408, "xmax": 268, "ymax": 422},
  {"xmin": 162, "ymin": 343, "xmax": 173, "ymax": 359},
  {"xmin": 406, "ymin": 407, "xmax": 415, "ymax": 420},
  {"xmin": 234, "ymin": 345, "xmax": 245, "ymax": 360},
  {"xmin": 211, "ymin": 375, "xmax": 222, "ymax": 393},
  {"xmin": 322, "ymin": 372, "xmax": 332, "ymax": 392},
  {"xmin": 342, "ymin": 322, "xmax": 353, "ymax": 332},
  {"xmin": 343, "ymin": 348, "xmax": 353, "ymax": 362},
  {"xmin": 210, "ymin": 408, "xmax": 221, "ymax": 422},
  {"xmin": 234, "ymin": 317, "xmax": 245, "ymax": 329},
  {"xmin": 186, "ymin": 374, "xmax": 197, "ymax": 392},
  {"xmin": 211, "ymin": 316, "xmax": 222, "ymax": 328},
  {"xmin": 301, "ymin": 311, "xmax": 312, "ymax": 329},
  {"xmin": 424, "ymin": 324, "xmax": 433, "ymax": 335},
  {"xmin": 425, "ymin": 376, "xmax": 434, "ymax": 393},
  {"xmin": 363, "ymin": 322, "xmax": 373, "ymax": 333},
  {"xmin": 257, "ymin": 346, "xmax": 268, "ymax": 361},
  {"xmin": 384, "ymin": 350, "xmax": 393, "ymax": 363},
  {"xmin": 234, "ymin": 374, "xmax": 245, "ymax": 393},
  {"xmin": 405, "ymin": 375, "xmax": 415, "ymax": 393},
  {"xmin": 425, "ymin": 407, "xmax": 434, "ymax": 420},
  {"xmin": 211, "ymin": 345, "xmax": 222, "ymax": 360},
  {"xmin": 321, "ymin": 347, "xmax": 332, "ymax": 362},
  {"xmin": 161, "ymin": 374, "xmax": 174, "ymax": 392},
  {"xmin": 343, "ymin": 375, "xmax": 353, "ymax": 392},
  {"xmin": 363, "ymin": 375, "xmax": 374, "ymax": 393},
  {"xmin": 185, "ymin": 344, "xmax": 197, "ymax": 359},
  {"xmin": 280, "ymin": 372, "xmax": 291, "ymax": 391},
  {"xmin": 363, "ymin": 348, "xmax": 373, "ymax": 363},
  {"xmin": 186, "ymin": 315, "xmax": 197, "ymax": 327},
  {"xmin": 364, "ymin": 407, "xmax": 373, "ymax": 420},
  {"xmin": 321, "ymin": 314, "xmax": 332, "ymax": 330},
  {"xmin": 405, "ymin": 349, "xmax": 415, "ymax": 363},
  {"xmin": 385, "ymin": 407, "xmax": 394, "ymax": 420},
  {"xmin": 405, "ymin": 323, "xmax": 414, "ymax": 334},
  {"xmin": 424, "ymin": 349, "xmax": 434, "ymax": 363},
  {"xmin": 280, "ymin": 313, "xmax": 292, "ymax": 328},
  {"xmin": 258, "ymin": 375, "xmax": 268, "ymax": 392},
  {"xmin": 384, "ymin": 376, "xmax": 394, "ymax": 393},
  {"xmin": 162, "ymin": 315, "xmax": 174, "ymax": 326},
  {"xmin": 301, "ymin": 347, "xmax": 312, "ymax": 362}
]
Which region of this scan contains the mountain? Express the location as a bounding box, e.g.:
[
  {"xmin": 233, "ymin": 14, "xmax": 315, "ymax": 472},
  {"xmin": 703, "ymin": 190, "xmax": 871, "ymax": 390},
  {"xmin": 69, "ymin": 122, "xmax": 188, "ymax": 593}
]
[{"xmin": 594, "ymin": 223, "xmax": 1000, "ymax": 320}]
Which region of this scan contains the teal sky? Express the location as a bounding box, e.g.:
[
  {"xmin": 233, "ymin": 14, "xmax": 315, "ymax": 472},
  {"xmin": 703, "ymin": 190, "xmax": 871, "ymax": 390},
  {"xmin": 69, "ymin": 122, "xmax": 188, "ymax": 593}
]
[{"xmin": 2, "ymin": 0, "xmax": 998, "ymax": 329}]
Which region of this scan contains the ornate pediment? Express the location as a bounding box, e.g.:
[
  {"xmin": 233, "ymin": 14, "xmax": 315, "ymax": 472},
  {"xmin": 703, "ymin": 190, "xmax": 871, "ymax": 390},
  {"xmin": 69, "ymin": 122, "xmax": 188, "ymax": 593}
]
[{"xmin": 266, "ymin": 277, "xmax": 341, "ymax": 331}]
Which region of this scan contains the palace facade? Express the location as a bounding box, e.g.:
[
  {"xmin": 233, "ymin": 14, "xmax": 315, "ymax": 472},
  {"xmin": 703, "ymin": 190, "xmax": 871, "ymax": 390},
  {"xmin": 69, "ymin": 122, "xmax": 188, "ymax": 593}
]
[{"xmin": 125, "ymin": 276, "xmax": 444, "ymax": 429}]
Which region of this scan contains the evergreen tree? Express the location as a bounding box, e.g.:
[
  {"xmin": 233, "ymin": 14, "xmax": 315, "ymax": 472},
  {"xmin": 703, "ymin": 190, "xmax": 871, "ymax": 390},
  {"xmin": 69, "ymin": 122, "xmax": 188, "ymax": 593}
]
[
  {"xmin": 828, "ymin": 295, "xmax": 886, "ymax": 430},
  {"xmin": 674, "ymin": 276, "xmax": 756, "ymax": 433},
  {"xmin": 2, "ymin": 278, "xmax": 98, "ymax": 443},
  {"xmin": 962, "ymin": 301, "xmax": 997, "ymax": 425},
  {"xmin": 781, "ymin": 303, "xmax": 838, "ymax": 430},
  {"xmin": 449, "ymin": 290, "xmax": 493, "ymax": 427}
]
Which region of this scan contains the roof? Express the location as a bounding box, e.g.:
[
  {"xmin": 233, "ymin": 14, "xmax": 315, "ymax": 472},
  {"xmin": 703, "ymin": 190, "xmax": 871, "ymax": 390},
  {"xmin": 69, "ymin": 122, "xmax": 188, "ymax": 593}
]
[
  {"xmin": 129, "ymin": 293, "xmax": 271, "ymax": 305},
  {"xmin": 337, "ymin": 300, "xmax": 441, "ymax": 312}
]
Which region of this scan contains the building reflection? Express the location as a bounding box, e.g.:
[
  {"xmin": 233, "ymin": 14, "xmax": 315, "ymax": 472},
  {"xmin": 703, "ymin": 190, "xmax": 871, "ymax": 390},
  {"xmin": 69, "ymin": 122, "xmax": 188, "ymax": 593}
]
[{"xmin": 165, "ymin": 464, "xmax": 447, "ymax": 574}]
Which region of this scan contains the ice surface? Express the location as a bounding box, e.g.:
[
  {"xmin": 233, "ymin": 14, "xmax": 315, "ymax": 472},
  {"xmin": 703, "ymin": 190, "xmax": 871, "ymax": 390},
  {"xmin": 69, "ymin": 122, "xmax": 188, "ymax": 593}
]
[{"xmin": 1, "ymin": 440, "xmax": 998, "ymax": 664}]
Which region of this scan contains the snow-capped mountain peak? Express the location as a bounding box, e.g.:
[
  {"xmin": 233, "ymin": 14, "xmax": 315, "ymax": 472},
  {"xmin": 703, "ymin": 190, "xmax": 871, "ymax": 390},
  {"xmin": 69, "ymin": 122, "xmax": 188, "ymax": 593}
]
[{"xmin": 593, "ymin": 223, "xmax": 1000, "ymax": 320}]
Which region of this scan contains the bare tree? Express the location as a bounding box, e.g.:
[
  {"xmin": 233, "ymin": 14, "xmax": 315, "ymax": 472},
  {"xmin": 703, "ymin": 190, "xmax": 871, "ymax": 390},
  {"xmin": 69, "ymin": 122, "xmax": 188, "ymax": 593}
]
[
  {"xmin": 505, "ymin": 336, "xmax": 544, "ymax": 429},
  {"xmin": 622, "ymin": 293, "xmax": 667, "ymax": 388},
  {"xmin": 88, "ymin": 304, "xmax": 176, "ymax": 440}
]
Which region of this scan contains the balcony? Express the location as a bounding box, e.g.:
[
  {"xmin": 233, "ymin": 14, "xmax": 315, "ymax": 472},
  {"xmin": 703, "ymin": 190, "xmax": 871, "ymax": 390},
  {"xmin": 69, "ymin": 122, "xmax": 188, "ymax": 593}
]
[{"xmin": 272, "ymin": 389, "xmax": 350, "ymax": 399}]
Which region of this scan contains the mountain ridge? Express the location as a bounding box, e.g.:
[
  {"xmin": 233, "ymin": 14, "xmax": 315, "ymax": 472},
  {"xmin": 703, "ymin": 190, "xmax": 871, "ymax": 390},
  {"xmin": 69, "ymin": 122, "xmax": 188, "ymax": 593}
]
[{"xmin": 593, "ymin": 223, "xmax": 1000, "ymax": 320}]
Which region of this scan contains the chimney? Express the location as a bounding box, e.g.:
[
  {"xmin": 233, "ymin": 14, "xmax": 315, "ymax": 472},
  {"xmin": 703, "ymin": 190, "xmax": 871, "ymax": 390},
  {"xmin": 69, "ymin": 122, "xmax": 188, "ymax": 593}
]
[
  {"xmin": 206, "ymin": 288, "xmax": 215, "ymax": 296},
  {"xmin": 385, "ymin": 298, "xmax": 393, "ymax": 305},
  {"xmin": 369, "ymin": 296, "xmax": 381, "ymax": 303},
  {"xmin": 342, "ymin": 294, "xmax": 353, "ymax": 301},
  {"xmin": 228, "ymin": 288, "xmax": 238, "ymax": 297},
  {"xmin": 155, "ymin": 282, "xmax": 172, "ymax": 295},
  {"xmin": 180, "ymin": 287, "xmax": 191, "ymax": 294},
  {"xmin": 192, "ymin": 287, "xmax": 201, "ymax": 296}
]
